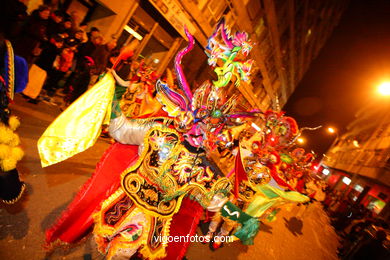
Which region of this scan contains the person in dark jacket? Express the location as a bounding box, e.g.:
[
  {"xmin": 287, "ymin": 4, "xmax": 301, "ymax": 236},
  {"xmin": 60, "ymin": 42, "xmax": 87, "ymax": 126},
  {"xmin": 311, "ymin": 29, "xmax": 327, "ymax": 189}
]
[
  {"xmin": 58, "ymin": 17, "xmax": 73, "ymax": 40},
  {"xmin": 14, "ymin": 5, "xmax": 50, "ymax": 65},
  {"xmin": 91, "ymin": 38, "xmax": 117, "ymax": 76},
  {"xmin": 66, "ymin": 56, "xmax": 94, "ymax": 105},
  {"xmin": 352, "ymin": 229, "xmax": 389, "ymax": 260},
  {"xmin": 0, "ymin": 0, "xmax": 28, "ymax": 43},
  {"xmin": 46, "ymin": 10, "xmax": 64, "ymax": 39},
  {"xmin": 24, "ymin": 34, "xmax": 63, "ymax": 103},
  {"xmin": 35, "ymin": 34, "xmax": 63, "ymax": 72}
]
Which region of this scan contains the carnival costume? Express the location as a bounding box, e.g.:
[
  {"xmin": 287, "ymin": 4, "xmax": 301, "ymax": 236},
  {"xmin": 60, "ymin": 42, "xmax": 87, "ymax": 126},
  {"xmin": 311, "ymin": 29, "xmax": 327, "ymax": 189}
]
[
  {"xmin": 120, "ymin": 62, "xmax": 161, "ymax": 118},
  {"xmin": 0, "ymin": 39, "xmax": 28, "ymax": 204},
  {"xmin": 205, "ymin": 108, "xmax": 316, "ymax": 248},
  {"xmin": 40, "ymin": 20, "xmax": 260, "ymax": 259}
]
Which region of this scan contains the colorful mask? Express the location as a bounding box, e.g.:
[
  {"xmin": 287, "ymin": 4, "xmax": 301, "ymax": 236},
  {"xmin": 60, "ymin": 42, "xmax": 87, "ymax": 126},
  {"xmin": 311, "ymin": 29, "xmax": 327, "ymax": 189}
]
[
  {"xmin": 156, "ymin": 25, "xmax": 256, "ymax": 149},
  {"xmin": 205, "ymin": 18, "xmax": 254, "ymax": 88}
]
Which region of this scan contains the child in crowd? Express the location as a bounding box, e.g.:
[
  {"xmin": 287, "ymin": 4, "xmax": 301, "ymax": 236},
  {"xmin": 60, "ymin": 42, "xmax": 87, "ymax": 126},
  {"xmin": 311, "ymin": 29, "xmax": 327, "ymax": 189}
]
[{"xmin": 42, "ymin": 37, "xmax": 76, "ymax": 104}]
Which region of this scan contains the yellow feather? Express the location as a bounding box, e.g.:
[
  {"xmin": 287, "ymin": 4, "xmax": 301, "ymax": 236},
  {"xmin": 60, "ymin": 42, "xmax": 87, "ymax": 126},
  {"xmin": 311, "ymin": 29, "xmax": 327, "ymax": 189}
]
[
  {"xmin": 8, "ymin": 116, "xmax": 20, "ymax": 131},
  {"xmin": 0, "ymin": 125, "xmax": 15, "ymax": 144},
  {"xmin": 0, "ymin": 144, "xmax": 11, "ymax": 159},
  {"xmin": 11, "ymin": 147, "xmax": 24, "ymax": 161},
  {"xmin": 8, "ymin": 133, "xmax": 20, "ymax": 146},
  {"xmin": 1, "ymin": 158, "xmax": 17, "ymax": 172}
]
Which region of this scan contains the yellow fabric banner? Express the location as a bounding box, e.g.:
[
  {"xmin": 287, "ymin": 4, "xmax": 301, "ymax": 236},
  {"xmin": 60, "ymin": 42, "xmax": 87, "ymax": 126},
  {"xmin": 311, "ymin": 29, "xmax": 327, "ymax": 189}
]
[{"xmin": 38, "ymin": 73, "xmax": 115, "ymax": 167}]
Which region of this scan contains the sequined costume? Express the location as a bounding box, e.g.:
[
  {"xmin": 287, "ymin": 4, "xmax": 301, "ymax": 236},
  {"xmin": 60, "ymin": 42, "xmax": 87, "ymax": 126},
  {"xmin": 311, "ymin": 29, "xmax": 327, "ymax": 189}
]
[
  {"xmin": 40, "ymin": 22, "xmax": 259, "ymax": 259},
  {"xmin": 119, "ymin": 62, "xmax": 161, "ymax": 118},
  {"xmin": 204, "ymin": 109, "xmax": 313, "ymax": 248}
]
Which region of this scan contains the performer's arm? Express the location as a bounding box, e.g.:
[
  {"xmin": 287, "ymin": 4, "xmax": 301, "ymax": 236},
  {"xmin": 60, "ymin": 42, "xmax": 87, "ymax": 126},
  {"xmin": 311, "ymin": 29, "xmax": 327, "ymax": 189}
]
[
  {"xmin": 108, "ymin": 70, "xmax": 158, "ymax": 145},
  {"xmin": 108, "ymin": 115, "xmax": 157, "ymax": 145}
]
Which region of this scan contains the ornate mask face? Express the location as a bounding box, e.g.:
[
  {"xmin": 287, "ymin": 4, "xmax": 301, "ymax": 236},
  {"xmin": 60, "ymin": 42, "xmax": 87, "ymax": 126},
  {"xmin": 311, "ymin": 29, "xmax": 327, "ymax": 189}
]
[
  {"xmin": 213, "ymin": 59, "xmax": 235, "ymax": 88},
  {"xmin": 183, "ymin": 124, "xmax": 204, "ymax": 148},
  {"xmin": 264, "ymin": 111, "xmax": 298, "ymax": 148},
  {"xmin": 173, "ymin": 111, "xmax": 194, "ymax": 133},
  {"xmin": 248, "ymin": 163, "xmax": 271, "ymax": 185},
  {"xmin": 206, "ymin": 19, "xmax": 254, "ymax": 89},
  {"xmin": 155, "ymin": 22, "xmax": 255, "ymax": 150}
]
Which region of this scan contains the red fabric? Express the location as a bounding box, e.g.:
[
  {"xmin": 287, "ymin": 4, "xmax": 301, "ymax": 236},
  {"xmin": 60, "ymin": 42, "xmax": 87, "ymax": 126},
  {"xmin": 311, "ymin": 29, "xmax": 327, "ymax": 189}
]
[
  {"xmin": 56, "ymin": 48, "xmax": 74, "ymax": 72},
  {"xmin": 296, "ymin": 178, "xmax": 305, "ymax": 193},
  {"xmin": 233, "ymin": 150, "xmax": 248, "ymax": 197},
  {"xmin": 163, "ymin": 198, "xmax": 204, "ymax": 260},
  {"xmin": 45, "ymin": 142, "xmax": 139, "ymax": 246},
  {"xmin": 269, "ymin": 165, "xmax": 295, "ymax": 191}
]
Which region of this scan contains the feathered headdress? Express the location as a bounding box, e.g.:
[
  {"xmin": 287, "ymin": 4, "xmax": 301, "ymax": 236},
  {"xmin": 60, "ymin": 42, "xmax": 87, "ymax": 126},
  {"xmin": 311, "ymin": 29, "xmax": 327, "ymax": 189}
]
[{"xmin": 156, "ymin": 21, "xmax": 258, "ymax": 140}]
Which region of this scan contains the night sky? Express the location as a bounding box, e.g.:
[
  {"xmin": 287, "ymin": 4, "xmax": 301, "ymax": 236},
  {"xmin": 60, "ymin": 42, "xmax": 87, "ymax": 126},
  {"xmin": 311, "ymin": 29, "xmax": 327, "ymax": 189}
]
[{"xmin": 283, "ymin": 0, "xmax": 390, "ymax": 157}]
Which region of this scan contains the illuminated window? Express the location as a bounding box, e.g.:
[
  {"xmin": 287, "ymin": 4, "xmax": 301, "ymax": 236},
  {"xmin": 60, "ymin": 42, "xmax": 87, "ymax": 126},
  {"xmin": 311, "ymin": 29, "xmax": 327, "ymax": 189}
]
[
  {"xmin": 342, "ymin": 176, "xmax": 351, "ymax": 185},
  {"xmin": 354, "ymin": 184, "xmax": 364, "ymax": 193}
]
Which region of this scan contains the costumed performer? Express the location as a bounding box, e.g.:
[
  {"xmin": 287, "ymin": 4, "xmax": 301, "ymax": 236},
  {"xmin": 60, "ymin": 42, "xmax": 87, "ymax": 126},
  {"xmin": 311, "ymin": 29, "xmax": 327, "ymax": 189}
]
[
  {"xmin": 0, "ymin": 36, "xmax": 28, "ymax": 204},
  {"xmin": 205, "ymin": 109, "xmax": 314, "ymax": 249},
  {"xmin": 39, "ymin": 21, "xmax": 259, "ymax": 259}
]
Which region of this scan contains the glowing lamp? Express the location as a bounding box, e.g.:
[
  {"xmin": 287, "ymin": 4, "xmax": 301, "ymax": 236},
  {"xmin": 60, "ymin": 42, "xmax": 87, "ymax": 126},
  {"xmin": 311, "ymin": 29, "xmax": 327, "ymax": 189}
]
[
  {"xmin": 378, "ymin": 82, "xmax": 390, "ymax": 96},
  {"xmin": 327, "ymin": 127, "xmax": 335, "ymax": 134}
]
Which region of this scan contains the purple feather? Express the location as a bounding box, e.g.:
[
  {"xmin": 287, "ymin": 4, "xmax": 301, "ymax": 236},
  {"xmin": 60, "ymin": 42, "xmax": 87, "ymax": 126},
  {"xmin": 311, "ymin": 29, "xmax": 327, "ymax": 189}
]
[
  {"xmin": 174, "ymin": 26, "xmax": 194, "ymax": 104},
  {"xmin": 156, "ymin": 80, "xmax": 188, "ymax": 111}
]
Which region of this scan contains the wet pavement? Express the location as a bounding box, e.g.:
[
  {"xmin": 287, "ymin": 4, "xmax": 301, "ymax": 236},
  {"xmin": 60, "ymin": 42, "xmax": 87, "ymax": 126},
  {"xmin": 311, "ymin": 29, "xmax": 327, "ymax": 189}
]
[{"xmin": 0, "ymin": 95, "xmax": 340, "ymax": 260}]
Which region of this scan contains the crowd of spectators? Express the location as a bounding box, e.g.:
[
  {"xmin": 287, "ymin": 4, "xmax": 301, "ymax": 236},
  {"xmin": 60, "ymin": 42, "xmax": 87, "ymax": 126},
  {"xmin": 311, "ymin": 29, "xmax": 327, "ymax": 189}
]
[
  {"xmin": 3, "ymin": 0, "xmax": 118, "ymax": 106},
  {"xmin": 321, "ymin": 189, "xmax": 389, "ymax": 259}
]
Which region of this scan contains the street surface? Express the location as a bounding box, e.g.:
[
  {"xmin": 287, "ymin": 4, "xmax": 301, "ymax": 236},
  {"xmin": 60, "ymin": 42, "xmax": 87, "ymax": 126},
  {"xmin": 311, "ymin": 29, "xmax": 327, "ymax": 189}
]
[{"xmin": 0, "ymin": 95, "xmax": 340, "ymax": 260}]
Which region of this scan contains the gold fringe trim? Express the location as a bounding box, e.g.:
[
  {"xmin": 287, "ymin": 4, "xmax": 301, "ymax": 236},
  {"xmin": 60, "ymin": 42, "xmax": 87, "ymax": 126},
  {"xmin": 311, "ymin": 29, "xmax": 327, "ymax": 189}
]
[
  {"xmin": 139, "ymin": 217, "xmax": 172, "ymax": 260},
  {"xmin": 2, "ymin": 182, "xmax": 25, "ymax": 204},
  {"xmin": 43, "ymin": 232, "xmax": 92, "ymax": 254},
  {"xmin": 5, "ymin": 40, "xmax": 15, "ymax": 100}
]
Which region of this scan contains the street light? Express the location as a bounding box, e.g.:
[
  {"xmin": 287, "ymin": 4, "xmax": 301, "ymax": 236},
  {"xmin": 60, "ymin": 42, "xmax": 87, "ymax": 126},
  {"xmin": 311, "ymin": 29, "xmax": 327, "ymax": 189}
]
[
  {"xmin": 297, "ymin": 137, "xmax": 305, "ymax": 144},
  {"xmin": 327, "ymin": 127, "xmax": 336, "ymax": 134},
  {"xmin": 378, "ymin": 82, "xmax": 390, "ymax": 96},
  {"xmin": 326, "ymin": 126, "xmax": 339, "ymax": 147}
]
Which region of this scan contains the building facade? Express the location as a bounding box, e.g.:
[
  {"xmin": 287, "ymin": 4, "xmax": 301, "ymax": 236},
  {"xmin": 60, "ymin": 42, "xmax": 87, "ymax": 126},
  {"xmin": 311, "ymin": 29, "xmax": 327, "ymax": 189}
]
[
  {"xmin": 322, "ymin": 100, "xmax": 390, "ymax": 218},
  {"xmin": 30, "ymin": 0, "xmax": 349, "ymax": 110},
  {"xmin": 28, "ymin": 0, "xmax": 347, "ymax": 111}
]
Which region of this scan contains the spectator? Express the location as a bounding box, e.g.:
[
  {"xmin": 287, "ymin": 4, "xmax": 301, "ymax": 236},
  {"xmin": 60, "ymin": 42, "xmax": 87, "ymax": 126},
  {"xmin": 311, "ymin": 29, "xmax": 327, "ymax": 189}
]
[
  {"xmin": 92, "ymin": 38, "xmax": 117, "ymax": 76},
  {"xmin": 58, "ymin": 17, "xmax": 73, "ymax": 39},
  {"xmin": 61, "ymin": 31, "xmax": 101, "ymax": 94},
  {"xmin": 1, "ymin": 0, "xmax": 28, "ymax": 42},
  {"xmin": 352, "ymin": 229, "xmax": 389, "ymax": 259},
  {"xmin": 78, "ymin": 22, "xmax": 88, "ymax": 43},
  {"xmin": 66, "ymin": 56, "xmax": 94, "ymax": 105},
  {"xmin": 87, "ymin": 27, "xmax": 100, "ymax": 40},
  {"xmin": 43, "ymin": 37, "xmax": 77, "ymax": 101},
  {"xmin": 72, "ymin": 30, "xmax": 84, "ymax": 46},
  {"xmin": 14, "ymin": 4, "xmax": 50, "ymax": 65},
  {"xmin": 22, "ymin": 34, "xmax": 63, "ymax": 103},
  {"xmin": 46, "ymin": 10, "xmax": 63, "ymax": 38},
  {"xmin": 78, "ymin": 34, "xmax": 102, "ymax": 59}
]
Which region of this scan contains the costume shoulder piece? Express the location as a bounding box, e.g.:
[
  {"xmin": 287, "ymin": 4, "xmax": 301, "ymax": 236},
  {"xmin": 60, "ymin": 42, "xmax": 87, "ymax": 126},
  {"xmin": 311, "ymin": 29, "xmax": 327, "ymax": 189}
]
[{"xmin": 121, "ymin": 125, "xmax": 231, "ymax": 218}]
